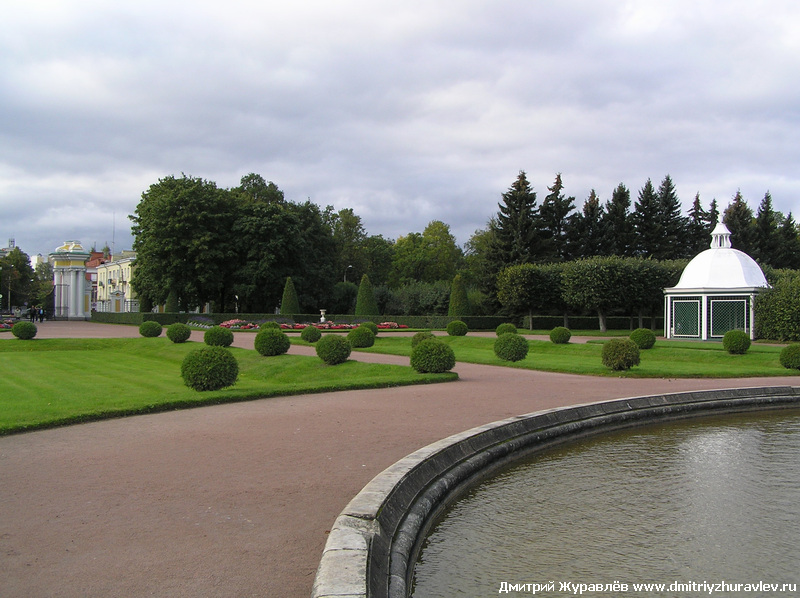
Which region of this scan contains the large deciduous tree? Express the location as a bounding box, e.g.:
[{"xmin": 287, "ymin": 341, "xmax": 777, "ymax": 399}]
[{"xmin": 130, "ymin": 174, "xmax": 236, "ymax": 311}]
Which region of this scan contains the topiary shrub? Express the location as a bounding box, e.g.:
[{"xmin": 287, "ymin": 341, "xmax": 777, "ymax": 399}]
[
  {"xmin": 254, "ymin": 328, "xmax": 291, "ymax": 356},
  {"xmin": 316, "ymin": 334, "xmax": 352, "ymax": 365},
  {"xmin": 550, "ymin": 326, "xmax": 571, "ymax": 344},
  {"xmin": 496, "ymin": 323, "xmax": 517, "ymax": 336},
  {"xmin": 181, "ymin": 346, "xmax": 239, "ymax": 391},
  {"xmin": 359, "ymin": 321, "xmax": 379, "ymax": 336},
  {"xmin": 261, "ymin": 321, "xmax": 282, "ymax": 330},
  {"xmin": 410, "ymin": 339, "xmax": 456, "ymax": 373},
  {"xmin": 494, "ymin": 333, "xmax": 529, "ymax": 362},
  {"xmin": 204, "ymin": 326, "xmax": 234, "ymax": 347},
  {"xmin": 723, "ymin": 329, "xmax": 751, "ymax": 354},
  {"xmin": 779, "ymin": 344, "xmax": 800, "ymax": 370},
  {"xmin": 139, "ymin": 321, "xmax": 163, "ymax": 338},
  {"xmin": 601, "ymin": 338, "xmax": 641, "ymax": 371},
  {"xmin": 446, "ymin": 320, "xmax": 468, "ymax": 336},
  {"xmin": 630, "ymin": 328, "xmax": 656, "ymax": 350},
  {"xmin": 11, "ymin": 321, "xmax": 37, "ymax": 340},
  {"xmin": 300, "ymin": 325, "xmax": 322, "ymax": 343},
  {"xmin": 347, "ymin": 326, "xmax": 375, "ymax": 348},
  {"xmin": 166, "ymin": 322, "xmax": 192, "ymax": 343},
  {"xmin": 411, "ymin": 331, "xmax": 435, "ymax": 347}
]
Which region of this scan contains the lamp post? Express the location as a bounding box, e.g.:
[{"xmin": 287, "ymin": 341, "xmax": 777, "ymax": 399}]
[{"xmin": 344, "ymin": 264, "xmax": 353, "ymax": 282}]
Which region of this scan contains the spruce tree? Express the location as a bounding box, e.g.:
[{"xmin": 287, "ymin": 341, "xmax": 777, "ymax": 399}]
[
  {"xmin": 539, "ymin": 173, "xmax": 575, "ymax": 261},
  {"xmin": 655, "ymin": 174, "xmax": 689, "ymax": 259},
  {"xmin": 776, "ymin": 213, "xmax": 800, "ymax": 269},
  {"xmin": 723, "ymin": 191, "xmax": 757, "ymax": 255},
  {"xmin": 492, "ymin": 171, "xmax": 541, "ymax": 265},
  {"xmin": 753, "ymin": 192, "xmax": 780, "ymax": 265},
  {"xmin": 632, "ymin": 179, "xmax": 662, "ymax": 257},
  {"xmin": 601, "ymin": 183, "xmax": 636, "ymax": 257},
  {"xmin": 447, "ymin": 274, "xmax": 470, "ymax": 317},
  {"xmin": 687, "ymin": 193, "xmax": 711, "ymax": 254},
  {"xmin": 355, "ymin": 274, "xmax": 379, "ymax": 316},
  {"xmin": 280, "ymin": 277, "xmax": 301, "ymax": 316},
  {"xmin": 567, "ymin": 189, "xmax": 605, "ymax": 259}
]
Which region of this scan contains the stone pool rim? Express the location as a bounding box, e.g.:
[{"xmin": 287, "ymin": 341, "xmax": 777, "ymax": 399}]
[{"xmin": 311, "ymin": 386, "xmax": 800, "ymax": 598}]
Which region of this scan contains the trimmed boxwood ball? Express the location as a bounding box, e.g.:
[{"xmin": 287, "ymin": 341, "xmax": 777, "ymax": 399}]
[
  {"xmin": 779, "ymin": 344, "xmax": 800, "ymax": 370},
  {"xmin": 347, "ymin": 326, "xmax": 375, "ymax": 348},
  {"xmin": 496, "ymin": 322, "xmax": 517, "ymax": 336},
  {"xmin": 494, "ymin": 333, "xmax": 529, "ymax": 362},
  {"xmin": 204, "ymin": 326, "xmax": 234, "ymax": 347},
  {"xmin": 166, "ymin": 322, "xmax": 191, "ymax": 343},
  {"xmin": 550, "ymin": 326, "xmax": 571, "ymax": 344},
  {"xmin": 601, "ymin": 338, "xmax": 641, "ymax": 371},
  {"xmin": 11, "ymin": 321, "xmax": 37, "ymax": 340},
  {"xmin": 723, "ymin": 329, "xmax": 751, "ymax": 354},
  {"xmin": 181, "ymin": 346, "xmax": 239, "ymax": 391},
  {"xmin": 410, "ymin": 339, "xmax": 456, "ymax": 373},
  {"xmin": 139, "ymin": 320, "xmax": 162, "ymax": 338},
  {"xmin": 446, "ymin": 320, "xmax": 468, "ymax": 336},
  {"xmin": 411, "ymin": 331, "xmax": 435, "ymax": 347},
  {"xmin": 629, "ymin": 328, "xmax": 656, "ymax": 349},
  {"xmin": 316, "ymin": 334, "xmax": 352, "ymax": 365},
  {"xmin": 300, "ymin": 325, "xmax": 322, "ymax": 343},
  {"xmin": 261, "ymin": 321, "xmax": 282, "ymax": 330},
  {"xmin": 359, "ymin": 321, "xmax": 379, "ymax": 336},
  {"xmin": 254, "ymin": 328, "xmax": 291, "ymax": 356}
]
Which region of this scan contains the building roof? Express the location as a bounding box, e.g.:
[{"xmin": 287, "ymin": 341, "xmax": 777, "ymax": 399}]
[{"xmin": 668, "ymin": 223, "xmax": 769, "ymax": 292}]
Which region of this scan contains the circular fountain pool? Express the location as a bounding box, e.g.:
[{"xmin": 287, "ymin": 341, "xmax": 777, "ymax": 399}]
[{"xmin": 412, "ymin": 410, "xmax": 800, "ymax": 597}]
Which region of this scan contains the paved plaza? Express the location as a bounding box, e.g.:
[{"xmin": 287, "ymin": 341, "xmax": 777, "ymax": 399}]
[{"xmin": 2, "ymin": 321, "xmax": 798, "ymax": 597}]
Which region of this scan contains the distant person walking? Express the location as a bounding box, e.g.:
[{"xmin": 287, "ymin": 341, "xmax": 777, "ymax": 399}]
[
  {"xmin": 29, "ymin": 307, "xmax": 36, "ymax": 323},
  {"xmin": 38, "ymin": 308, "xmax": 45, "ymax": 322}
]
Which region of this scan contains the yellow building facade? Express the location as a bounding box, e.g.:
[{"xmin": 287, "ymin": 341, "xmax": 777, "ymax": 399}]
[{"xmin": 95, "ymin": 251, "xmax": 138, "ymax": 313}]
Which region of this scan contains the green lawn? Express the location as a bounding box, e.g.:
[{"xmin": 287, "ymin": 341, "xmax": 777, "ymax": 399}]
[
  {"xmin": 0, "ymin": 337, "xmax": 456, "ymax": 434},
  {"xmin": 343, "ymin": 334, "xmax": 794, "ymax": 378}
]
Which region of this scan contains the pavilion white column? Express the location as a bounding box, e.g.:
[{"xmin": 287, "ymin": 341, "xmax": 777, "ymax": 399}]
[{"xmin": 700, "ymin": 294, "xmax": 708, "ymax": 341}]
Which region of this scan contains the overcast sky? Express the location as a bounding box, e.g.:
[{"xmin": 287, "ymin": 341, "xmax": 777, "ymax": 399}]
[{"xmin": 2, "ymin": 1, "xmax": 799, "ymax": 259}]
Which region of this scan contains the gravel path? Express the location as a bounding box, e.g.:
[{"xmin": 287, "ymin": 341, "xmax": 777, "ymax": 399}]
[{"xmin": 1, "ymin": 321, "xmax": 797, "ymax": 597}]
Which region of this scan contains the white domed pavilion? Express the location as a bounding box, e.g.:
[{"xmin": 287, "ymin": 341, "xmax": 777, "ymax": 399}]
[{"xmin": 664, "ymin": 223, "xmax": 769, "ymax": 340}]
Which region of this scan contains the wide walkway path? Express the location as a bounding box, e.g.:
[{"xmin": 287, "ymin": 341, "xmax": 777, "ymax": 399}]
[{"xmin": 2, "ymin": 321, "xmax": 798, "ymax": 597}]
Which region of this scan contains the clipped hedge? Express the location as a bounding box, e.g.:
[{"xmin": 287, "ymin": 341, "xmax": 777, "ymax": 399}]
[
  {"xmin": 629, "ymin": 328, "xmax": 656, "ymax": 349},
  {"xmin": 601, "ymin": 338, "xmax": 640, "ymax": 371},
  {"xmin": 410, "ymin": 339, "xmax": 456, "ymax": 373},
  {"xmin": 411, "ymin": 331, "xmax": 435, "ymax": 347},
  {"xmin": 496, "ymin": 323, "xmax": 517, "ymax": 336},
  {"xmin": 359, "ymin": 321, "xmax": 379, "ymax": 336},
  {"xmin": 723, "ymin": 330, "xmax": 751, "ymax": 354},
  {"xmin": 779, "ymin": 344, "xmax": 800, "ymax": 370},
  {"xmin": 181, "ymin": 346, "xmax": 239, "ymax": 391},
  {"xmin": 347, "ymin": 326, "xmax": 376, "ymax": 348},
  {"xmin": 300, "ymin": 325, "xmax": 322, "ymax": 343},
  {"xmin": 204, "ymin": 326, "xmax": 234, "ymax": 347},
  {"xmin": 254, "ymin": 328, "xmax": 291, "ymax": 356},
  {"xmin": 549, "ymin": 327, "xmax": 571, "ymax": 344},
  {"xmin": 494, "ymin": 333, "xmax": 529, "ymax": 362},
  {"xmin": 11, "ymin": 321, "xmax": 37, "ymax": 340},
  {"xmin": 166, "ymin": 322, "xmax": 192, "ymax": 343},
  {"xmin": 139, "ymin": 321, "xmax": 163, "ymax": 338},
  {"xmin": 446, "ymin": 320, "xmax": 468, "ymax": 337},
  {"xmin": 316, "ymin": 334, "xmax": 352, "ymax": 365}
]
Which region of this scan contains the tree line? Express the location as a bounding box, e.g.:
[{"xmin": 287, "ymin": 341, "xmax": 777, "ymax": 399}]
[{"xmin": 129, "ymin": 171, "xmax": 800, "ymax": 316}]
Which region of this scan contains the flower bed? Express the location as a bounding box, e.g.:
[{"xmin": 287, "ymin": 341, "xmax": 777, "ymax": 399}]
[
  {"xmin": 185, "ymin": 319, "xmax": 409, "ymax": 332},
  {"xmin": 1, "ymin": 319, "xmax": 13, "ymax": 330}
]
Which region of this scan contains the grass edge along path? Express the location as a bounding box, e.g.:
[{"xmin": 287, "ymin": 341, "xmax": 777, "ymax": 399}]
[
  {"xmin": 334, "ymin": 334, "xmax": 793, "ymax": 378},
  {"xmin": 0, "ymin": 337, "xmax": 456, "ymax": 435}
]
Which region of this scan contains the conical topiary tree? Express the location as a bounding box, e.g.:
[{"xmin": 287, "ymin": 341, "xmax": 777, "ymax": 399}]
[
  {"xmin": 165, "ymin": 289, "xmax": 179, "ymax": 313},
  {"xmin": 447, "ymin": 274, "xmax": 470, "ymax": 317},
  {"xmin": 280, "ymin": 277, "xmax": 301, "ymax": 316},
  {"xmin": 355, "ymin": 274, "xmax": 379, "ymax": 316}
]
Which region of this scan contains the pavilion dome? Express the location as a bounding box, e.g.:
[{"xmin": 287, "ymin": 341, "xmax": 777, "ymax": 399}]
[{"xmin": 671, "ymin": 223, "xmax": 768, "ymax": 291}]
